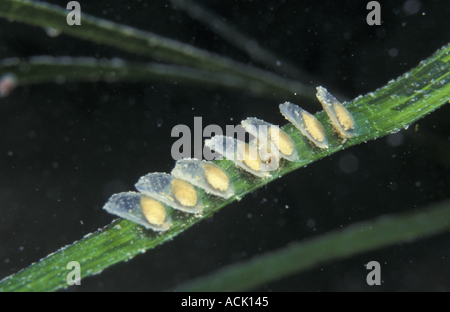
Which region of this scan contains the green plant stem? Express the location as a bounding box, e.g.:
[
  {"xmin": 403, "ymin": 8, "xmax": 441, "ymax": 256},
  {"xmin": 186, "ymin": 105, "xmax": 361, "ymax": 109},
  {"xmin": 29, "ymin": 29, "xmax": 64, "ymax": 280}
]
[
  {"xmin": 170, "ymin": 0, "xmax": 306, "ymax": 79},
  {"xmin": 173, "ymin": 199, "xmax": 450, "ymax": 291},
  {"xmin": 1, "ymin": 42, "xmax": 450, "ymax": 291},
  {"xmin": 0, "ymin": 56, "xmax": 288, "ymax": 97},
  {"xmin": 0, "ymin": 0, "xmax": 314, "ymax": 102}
]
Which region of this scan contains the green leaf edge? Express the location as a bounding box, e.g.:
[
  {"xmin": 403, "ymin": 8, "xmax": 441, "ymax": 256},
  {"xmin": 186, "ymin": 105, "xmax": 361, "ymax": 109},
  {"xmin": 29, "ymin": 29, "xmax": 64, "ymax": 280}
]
[
  {"xmin": 0, "ymin": 0, "xmax": 314, "ymax": 102},
  {"xmin": 173, "ymin": 198, "xmax": 450, "ymax": 291}
]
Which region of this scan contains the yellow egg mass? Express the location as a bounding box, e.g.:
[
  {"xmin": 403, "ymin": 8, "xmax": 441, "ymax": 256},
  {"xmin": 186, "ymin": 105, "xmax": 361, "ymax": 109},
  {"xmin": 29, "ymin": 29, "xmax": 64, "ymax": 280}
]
[
  {"xmin": 140, "ymin": 197, "xmax": 166, "ymax": 226},
  {"xmin": 333, "ymin": 102, "xmax": 355, "ymax": 131},
  {"xmin": 301, "ymin": 111, "xmax": 326, "ymax": 143},
  {"xmin": 243, "ymin": 144, "xmax": 262, "ymax": 171},
  {"xmin": 269, "ymin": 128, "xmax": 294, "ymax": 156},
  {"xmin": 203, "ymin": 164, "xmax": 229, "ymax": 192},
  {"xmin": 171, "ymin": 179, "xmax": 198, "ymax": 207}
]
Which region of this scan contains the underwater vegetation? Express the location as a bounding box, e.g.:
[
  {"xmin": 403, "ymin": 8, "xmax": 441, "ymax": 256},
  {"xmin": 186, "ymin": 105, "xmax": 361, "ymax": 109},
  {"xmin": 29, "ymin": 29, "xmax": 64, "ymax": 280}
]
[{"xmin": 0, "ymin": 0, "xmax": 450, "ymax": 291}]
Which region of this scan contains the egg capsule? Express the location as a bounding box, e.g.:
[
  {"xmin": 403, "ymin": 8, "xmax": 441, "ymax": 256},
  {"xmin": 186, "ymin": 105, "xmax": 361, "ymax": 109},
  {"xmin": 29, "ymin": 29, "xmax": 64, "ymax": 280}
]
[
  {"xmin": 316, "ymin": 86, "xmax": 356, "ymax": 139},
  {"xmin": 279, "ymin": 102, "xmax": 328, "ymax": 149},
  {"xmin": 171, "ymin": 158, "xmax": 234, "ymax": 199},
  {"xmin": 135, "ymin": 172, "xmax": 204, "ymax": 214},
  {"xmin": 247, "ymin": 136, "xmax": 280, "ymax": 172},
  {"xmin": 241, "ymin": 117, "xmax": 298, "ymax": 162},
  {"xmin": 204, "ymin": 135, "xmax": 271, "ymax": 178},
  {"xmin": 103, "ymin": 192, "xmax": 172, "ymax": 231}
]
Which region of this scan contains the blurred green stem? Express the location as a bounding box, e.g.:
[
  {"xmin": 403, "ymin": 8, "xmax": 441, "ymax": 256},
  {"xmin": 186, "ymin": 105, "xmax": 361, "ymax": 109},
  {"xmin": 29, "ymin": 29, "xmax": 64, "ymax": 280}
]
[
  {"xmin": 170, "ymin": 0, "xmax": 307, "ymax": 79},
  {"xmin": 173, "ymin": 199, "xmax": 450, "ymax": 291},
  {"xmin": 0, "ymin": 56, "xmax": 292, "ymax": 97},
  {"xmin": 0, "ymin": 0, "xmax": 314, "ymax": 102}
]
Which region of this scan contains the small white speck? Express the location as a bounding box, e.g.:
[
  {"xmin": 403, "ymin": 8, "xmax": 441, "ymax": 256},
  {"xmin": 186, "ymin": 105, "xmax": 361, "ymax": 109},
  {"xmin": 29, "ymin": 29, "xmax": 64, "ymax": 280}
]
[{"xmin": 389, "ymin": 48, "xmax": 399, "ymax": 58}]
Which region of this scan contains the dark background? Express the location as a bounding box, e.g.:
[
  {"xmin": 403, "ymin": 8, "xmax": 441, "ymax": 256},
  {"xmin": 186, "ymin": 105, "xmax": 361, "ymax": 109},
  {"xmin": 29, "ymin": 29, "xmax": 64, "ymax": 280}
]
[{"xmin": 0, "ymin": 0, "xmax": 449, "ymax": 291}]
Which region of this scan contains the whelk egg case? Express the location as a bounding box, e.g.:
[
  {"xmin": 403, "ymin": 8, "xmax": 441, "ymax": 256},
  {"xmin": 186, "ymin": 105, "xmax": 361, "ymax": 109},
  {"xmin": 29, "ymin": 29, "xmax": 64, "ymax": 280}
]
[
  {"xmin": 204, "ymin": 135, "xmax": 271, "ymax": 178},
  {"xmin": 279, "ymin": 102, "xmax": 329, "ymax": 149},
  {"xmin": 171, "ymin": 158, "xmax": 235, "ymax": 199},
  {"xmin": 103, "ymin": 191, "xmax": 172, "ymax": 231},
  {"xmin": 241, "ymin": 117, "xmax": 299, "ymax": 162},
  {"xmin": 135, "ymin": 172, "xmax": 204, "ymax": 214},
  {"xmin": 316, "ymin": 86, "xmax": 356, "ymax": 139}
]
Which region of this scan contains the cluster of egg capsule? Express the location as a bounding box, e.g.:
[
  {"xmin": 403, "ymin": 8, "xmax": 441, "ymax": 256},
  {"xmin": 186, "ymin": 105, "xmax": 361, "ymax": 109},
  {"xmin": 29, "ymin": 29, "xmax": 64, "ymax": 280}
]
[{"xmin": 103, "ymin": 86, "xmax": 357, "ymax": 231}]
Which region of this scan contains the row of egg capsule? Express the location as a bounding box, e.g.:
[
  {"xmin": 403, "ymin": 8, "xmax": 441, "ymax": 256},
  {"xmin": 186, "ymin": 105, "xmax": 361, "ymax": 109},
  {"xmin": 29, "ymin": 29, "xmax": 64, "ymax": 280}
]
[{"xmin": 102, "ymin": 86, "xmax": 356, "ymax": 231}]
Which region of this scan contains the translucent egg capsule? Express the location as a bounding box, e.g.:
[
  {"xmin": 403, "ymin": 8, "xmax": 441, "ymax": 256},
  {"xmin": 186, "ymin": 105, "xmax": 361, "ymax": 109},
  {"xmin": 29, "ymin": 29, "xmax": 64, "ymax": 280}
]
[
  {"xmin": 316, "ymin": 86, "xmax": 356, "ymax": 139},
  {"xmin": 171, "ymin": 158, "xmax": 234, "ymax": 199},
  {"xmin": 204, "ymin": 135, "xmax": 270, "ymax": 178},
  {"xmin": 135, "ymin": 172, "xmax": 204, "ymax": 214},
  {"xmin": 103, "ymin": 191, "xmax": 172, "ymax": 231},
  {"xmin": 241, "ymin": 117, "xmax": 298, "ymax": 162},
  {"xmin": 279, "ymin": 102, "xmax": 329, "ymax": 149},
  {"xmin": 247, "ymin": 135, "xmax": 280, "ymax": 172}
]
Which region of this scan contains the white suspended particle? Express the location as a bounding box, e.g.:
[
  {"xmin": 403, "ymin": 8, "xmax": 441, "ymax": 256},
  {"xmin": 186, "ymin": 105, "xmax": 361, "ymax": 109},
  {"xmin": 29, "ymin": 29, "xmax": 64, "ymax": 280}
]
[
  {"xmin": 0, "ymin": 73, "xmax": 18, "ymax": 98},
  {"xmin": 171, "ymin": 158, "xmax": 235, "ymax": 199},
  {"xmin": 316, "ymin": 86, "xmax": 356, "ymax": 139},
  {"xmin": 45, "ymin": 27, "xmax": 62, "ymax": 38},
  {"xmin": 279, "ymin": 102, "xmax": 328, "ymax": 149},
  {"xmin": 204, "ymin": 135, "xmax": 271, "ymax": 178},
  {"xmin": 135, "ymin": 172, "xmax": 203, "ymax": 214},
  {"xmin": 241, "ymin": 117, "xmax": 299, "ymax": 162},
  {"xmin": 103, "ymin": 192, "xmax": 172, "ymax": 231}
]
